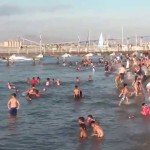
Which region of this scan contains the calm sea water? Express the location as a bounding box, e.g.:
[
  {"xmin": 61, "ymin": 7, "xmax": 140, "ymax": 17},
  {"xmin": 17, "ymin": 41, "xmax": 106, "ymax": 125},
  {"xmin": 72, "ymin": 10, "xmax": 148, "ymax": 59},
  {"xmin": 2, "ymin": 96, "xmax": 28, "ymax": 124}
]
[{"xmin": 0, "ymin": 56, "xmax": 150, "ymax": 150}]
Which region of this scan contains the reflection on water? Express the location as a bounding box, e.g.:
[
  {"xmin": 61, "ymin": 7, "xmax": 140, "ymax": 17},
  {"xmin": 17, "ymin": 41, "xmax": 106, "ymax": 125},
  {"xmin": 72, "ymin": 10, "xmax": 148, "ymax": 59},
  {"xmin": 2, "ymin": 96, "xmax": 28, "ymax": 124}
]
[
  {"xmin": 8, "ymin": 115, "xmax": 17, "ymax": 135},
  {"xmin": 90, "ymin": 138, "xmax": 103, "ymax": 150}
]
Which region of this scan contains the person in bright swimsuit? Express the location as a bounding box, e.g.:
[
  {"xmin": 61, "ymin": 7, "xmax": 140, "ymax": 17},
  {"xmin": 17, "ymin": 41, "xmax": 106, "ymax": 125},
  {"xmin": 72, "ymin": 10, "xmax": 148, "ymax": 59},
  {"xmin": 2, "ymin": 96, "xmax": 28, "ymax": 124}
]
[
  {"xmin": 7, "ymin": 93, "xmax": 20, "ymax": 116},
  {"xmin": 31, "ymin": 77, "xmax": 38, "ymax": 86},
  {"xmin": 26, "ymin": 86, "xmax": 40, "ymax": 100},
  {"xmin": 141, "ymin": 103, "xmax": 150, "ymax": 116}
]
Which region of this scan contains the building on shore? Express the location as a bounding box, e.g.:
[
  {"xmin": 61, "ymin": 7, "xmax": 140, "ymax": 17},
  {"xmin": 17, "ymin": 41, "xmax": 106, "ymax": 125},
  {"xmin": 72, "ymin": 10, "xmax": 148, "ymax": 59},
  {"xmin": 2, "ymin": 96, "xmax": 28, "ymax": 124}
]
[{"xmin": 3, "ymin": 40, "xmax": 22, "ymax": 47}]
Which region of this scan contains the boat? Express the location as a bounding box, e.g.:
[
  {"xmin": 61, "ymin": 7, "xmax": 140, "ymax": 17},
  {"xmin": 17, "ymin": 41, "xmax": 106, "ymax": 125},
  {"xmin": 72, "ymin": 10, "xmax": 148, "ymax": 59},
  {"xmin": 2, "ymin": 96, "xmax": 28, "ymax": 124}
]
[
  {"xmin": 0, "ymin": 54, "xmax": 32, "ymax": 62},
  {"xmin": 36, "ymin": 54, "xmax": 43, "ymax": 59},
  {"xmin": 98, "ymin": 32, "xmax": 104, "ymax": 50},
  {"xmin": 10, "ymin": 54, "xmax": 32, "ymax": 61}
]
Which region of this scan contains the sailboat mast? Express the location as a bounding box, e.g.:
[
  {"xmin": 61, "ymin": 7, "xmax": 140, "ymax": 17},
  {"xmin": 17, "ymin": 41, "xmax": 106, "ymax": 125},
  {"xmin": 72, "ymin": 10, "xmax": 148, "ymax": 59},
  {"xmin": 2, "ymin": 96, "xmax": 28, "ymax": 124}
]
[
  {"xmin": 88, "ymin": 31, "xmax": 90, "ymax": 51},
  {"xmin": 121, "ymin": 25, "xmax": 124, "ymax": 51},
  {"xmin": 40, "ymin": 34, "xmax": 42, "ymax": 54}
]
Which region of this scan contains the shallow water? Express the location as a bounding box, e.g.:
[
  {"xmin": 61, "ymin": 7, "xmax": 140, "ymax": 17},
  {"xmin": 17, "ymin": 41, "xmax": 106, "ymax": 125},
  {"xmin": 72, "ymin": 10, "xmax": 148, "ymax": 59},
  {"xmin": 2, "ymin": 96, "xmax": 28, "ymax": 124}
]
[{"xmin": 0, "ymin": 57, "xmax": 150, "ymax": 150}]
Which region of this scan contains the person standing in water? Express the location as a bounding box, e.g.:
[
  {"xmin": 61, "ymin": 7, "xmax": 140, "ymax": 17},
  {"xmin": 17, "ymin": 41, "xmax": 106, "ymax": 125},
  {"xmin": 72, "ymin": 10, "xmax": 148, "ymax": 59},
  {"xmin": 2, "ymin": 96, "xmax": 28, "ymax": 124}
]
[
  {"xmin": 79, "ymin": 124, "xmax": 88, "ymax": 138},
  {"xmin": 115, "ymin": 74, "xmax": 122, "ymax": 89},
  {"xmin": 118, "ymin": 64, "xmax": 126, "ymax": 82},
  {"xmin": 7, "ymin": 93, "xmax": 20, "ymax": 116},
  {"xmin": 91, "ymin": 121, "xmax": 104, "ymax": 138},
  {"xmin": 88, "ymin": 75, "xmax": 93, "ymax": 81},
  {"xmin": 78, "ymin": 117, "xmax": 88, "ymax": 138},
  {"xmin": 73, "ymin": 85, "xmax": 82, "ymax": 99},
  {"xmin": 76, "ymin": 77, "xmax": 80, "ymax": 83},
  {"xmin": 118, "ymin": 83, "xmax": 131, "ymax": 106},
  {"xmin": 45, "ymin": 78, "xmax": 51, "ymax": 87}
]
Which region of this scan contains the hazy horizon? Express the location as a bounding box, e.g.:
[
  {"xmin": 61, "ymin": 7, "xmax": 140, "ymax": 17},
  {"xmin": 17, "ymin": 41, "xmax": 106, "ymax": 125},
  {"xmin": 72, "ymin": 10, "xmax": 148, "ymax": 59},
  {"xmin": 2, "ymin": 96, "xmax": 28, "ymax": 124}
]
[{"xmin": 0, "ymin": 0, "xmax": 150, "ymax": 43}]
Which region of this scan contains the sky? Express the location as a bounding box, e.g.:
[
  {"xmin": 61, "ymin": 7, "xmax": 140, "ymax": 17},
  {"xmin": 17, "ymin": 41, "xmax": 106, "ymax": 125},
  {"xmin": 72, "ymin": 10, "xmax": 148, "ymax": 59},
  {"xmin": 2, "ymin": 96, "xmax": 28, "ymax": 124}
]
[{"xmin": 0, "ymin": 0, "xmax": 150, "ymax": 42}]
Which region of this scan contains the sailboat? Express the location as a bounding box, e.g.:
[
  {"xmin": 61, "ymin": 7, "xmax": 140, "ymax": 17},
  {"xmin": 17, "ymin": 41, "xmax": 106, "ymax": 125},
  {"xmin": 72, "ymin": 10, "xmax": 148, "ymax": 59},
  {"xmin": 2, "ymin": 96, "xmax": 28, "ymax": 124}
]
[{"xmin": 98, "ymin": 33, "xmax": 104, "ymax": 50}]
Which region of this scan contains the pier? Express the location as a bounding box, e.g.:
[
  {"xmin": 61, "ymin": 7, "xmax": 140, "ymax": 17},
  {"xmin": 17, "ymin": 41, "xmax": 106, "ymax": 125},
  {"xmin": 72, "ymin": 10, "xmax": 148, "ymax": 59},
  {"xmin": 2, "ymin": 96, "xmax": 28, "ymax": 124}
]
[{"xmin": 0, "ymin": 37, "xmax": 150, "ymax": 56}]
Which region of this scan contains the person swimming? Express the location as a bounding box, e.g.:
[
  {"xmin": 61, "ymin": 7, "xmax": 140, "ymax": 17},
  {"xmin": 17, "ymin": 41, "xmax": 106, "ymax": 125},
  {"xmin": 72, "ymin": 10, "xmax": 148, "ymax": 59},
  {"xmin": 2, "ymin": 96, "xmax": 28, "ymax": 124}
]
[
  {"xmin": 56, "ymin": 79, "xmax": 61, "ymax": 86},
  {"xmin": 86, "ymin": 115, "xmax": 96, "ymax": 126},
  {"xmin": 26, "ymin": 77, "xmax": 31, "ymax": 84},
  {"xmin": 36, "ymin": 77, "xmax": 41, "ymax": 84},
  {"xmin": 7, "ymin": 93, "xmax": 20, "ymax": 116},
  {"xmin": 78, "ymin": 117, "xmax": 88, "ymax": 138},
  {"xmin": 91, "ymin": 121, "xmax": 104, "ymax": 138},
  {"xmin": 45, "ymin": 78, "xmax": 51, "ymax": 87},
  {"xmin": 78, "ymin": 117, "xmax": 85, "ymax": 125},
  {"xmin": 92, "ymin": 64, "xmax": 95, "ymax": 72},
  {"xmin": 7, "ymin": 82, "xmax": 15, "ymax": 90},
  {"xmin": 141, "ymin": 103, "xmax": 150, "ymax": 116},
  {"xmin": 73, "ymin": 85, "xmax": 82, "ymax": 99},
  {"xmin": 104, "ymin": 62, "xmax": 109, "ymax": 72},
  {"xmin": 146, "ymin": 82, "xmax": 150, "ymax": 95},
  {"xmin": 88, "ymin": 75, "xmax": 93, "ymax": 81},
  {"xmin": 26, "ymin": 86, "xmax": 40, "ymax": 100},
  {"xmin": 115, "ymin": 74, "xmax": 122, "ymax": 89},
  {"xmin": 79, "ymin": 124, "xmax": 88, "ymax": 138},
  {"xmin": 7, "ymin": 82, "xmax": 19, "ymax": 93},
  {"xmin": 76, "ymin": 77, "xmax": 80, "ymax": 83},
  {"xmin": 31, "ymin": 77, "xmax": 38, "ymax": 86},
  {"xmin": 118, "ymin": 83, "xmax": 132, "ymax": 106}
]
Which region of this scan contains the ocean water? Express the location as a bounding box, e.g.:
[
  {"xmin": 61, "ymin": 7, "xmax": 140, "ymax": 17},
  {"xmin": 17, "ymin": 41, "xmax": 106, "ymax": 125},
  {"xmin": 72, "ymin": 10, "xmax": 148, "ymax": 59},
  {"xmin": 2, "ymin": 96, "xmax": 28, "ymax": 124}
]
[{"xmin": 0, "ymin": 56, "xmax": 150, "ymax": 150}]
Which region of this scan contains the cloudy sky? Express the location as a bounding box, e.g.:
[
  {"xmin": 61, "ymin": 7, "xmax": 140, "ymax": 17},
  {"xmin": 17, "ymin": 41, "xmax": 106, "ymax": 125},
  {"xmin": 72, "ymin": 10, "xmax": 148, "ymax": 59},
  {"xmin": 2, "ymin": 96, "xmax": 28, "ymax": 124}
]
[{"xmin": 0, "ymin": 0, "xmax": 150, "ymax": 42}]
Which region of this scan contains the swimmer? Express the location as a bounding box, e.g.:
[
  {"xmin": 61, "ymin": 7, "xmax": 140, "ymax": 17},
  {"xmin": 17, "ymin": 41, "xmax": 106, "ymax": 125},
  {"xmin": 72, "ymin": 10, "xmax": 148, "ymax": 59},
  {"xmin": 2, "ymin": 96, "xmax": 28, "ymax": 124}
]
[
  {"xmin": 92, "ymin": 65, "xmax": 95, "ymax": 72},
  {"xmin": 141, "ymin": 103, "xmax": 150, "ymax": 116},
  {"xmin": 88, "ymin": 75, "xmax": 93, "ymax": 81},
  {"xmin": 26, "ymin": 86, "xmax": 39, "ymax": 100},
  {"xmin": 7, "ymin": 93, "xmax": 20, "ymax": 116},
  {"xmin": 45, "ymin": 78, "xmax": 51, "ymax": 87},
  {"xmin": 79, "ymin": 124, "xmax": 88, "ymax": 138},
  {"xmin": 128, "ymin": 115, "xmax": 135, "ymax": 119},
  {"xmin": 7, "ymin": 82, "xmax": 19, "ymax": 93},
  {"xmin": 146, "ymin": 82, "xmax": 150, "ymax": 95},
  {"xmin": 31, "ymin": 77, "xmax": 38, "ymax": 86},
  {"xmin": 118, "ymin": 83, "xmax": 131, "ymax": 106},
  {"xmin": 115, "ymin": 74, "xmax": 122, "ymax": 89},
  {"xmin": 73, "ymin": 85, "xmax": 80, "ymax": 99},
  {"xmin": 56, "ymin": 79, "xmax": 61, "ymax": 86},
  {"xmin": 132, "ymin": 76, "xmax": 142, "ymax": 96},
  {"xmin": 78, "ymin": 117, "xmax": 85, "ymax": 125},
  {"xmin": 26, "ymin": 77, "xmax": 31, "ymax": 84},
  {"xmin": 104, "ymin": 62, "xmax": 109, "ymax": 72},
  {"xmin": 36, "ymin": 77, "xmax": 41, "ymax": 84},
  {"xmin": 91, "ymin": 121, "xmax": 104, "ymax": 138},
  {"xmin": 52, "ymin": 79, "xmax": 55, "ymax": 85},
  {"xmin": 7, "ymin": 82, "xmax": 16, "ymax": 90},
  {"xmin": 86, "ymin": 115, "xmax": 96, "ymax": 126},
  {"xmin": 76, "ymin": 77, "xmax": 80, "ymax": 83},
  {"xmin": 118, "ymin": 65, "xmax": 126, "ymax": 81}
]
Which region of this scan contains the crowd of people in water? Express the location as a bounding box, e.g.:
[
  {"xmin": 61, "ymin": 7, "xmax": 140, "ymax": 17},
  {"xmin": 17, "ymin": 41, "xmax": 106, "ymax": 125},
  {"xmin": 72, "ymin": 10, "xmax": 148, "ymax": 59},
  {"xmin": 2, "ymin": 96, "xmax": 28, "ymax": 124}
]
[
  {"xmin": 114, "ymin": 52, "xmax": 150, "ymax": 117},
  {"xmin": 5, "ymin": 51, "xmax": 150, "ymax": 140}
]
